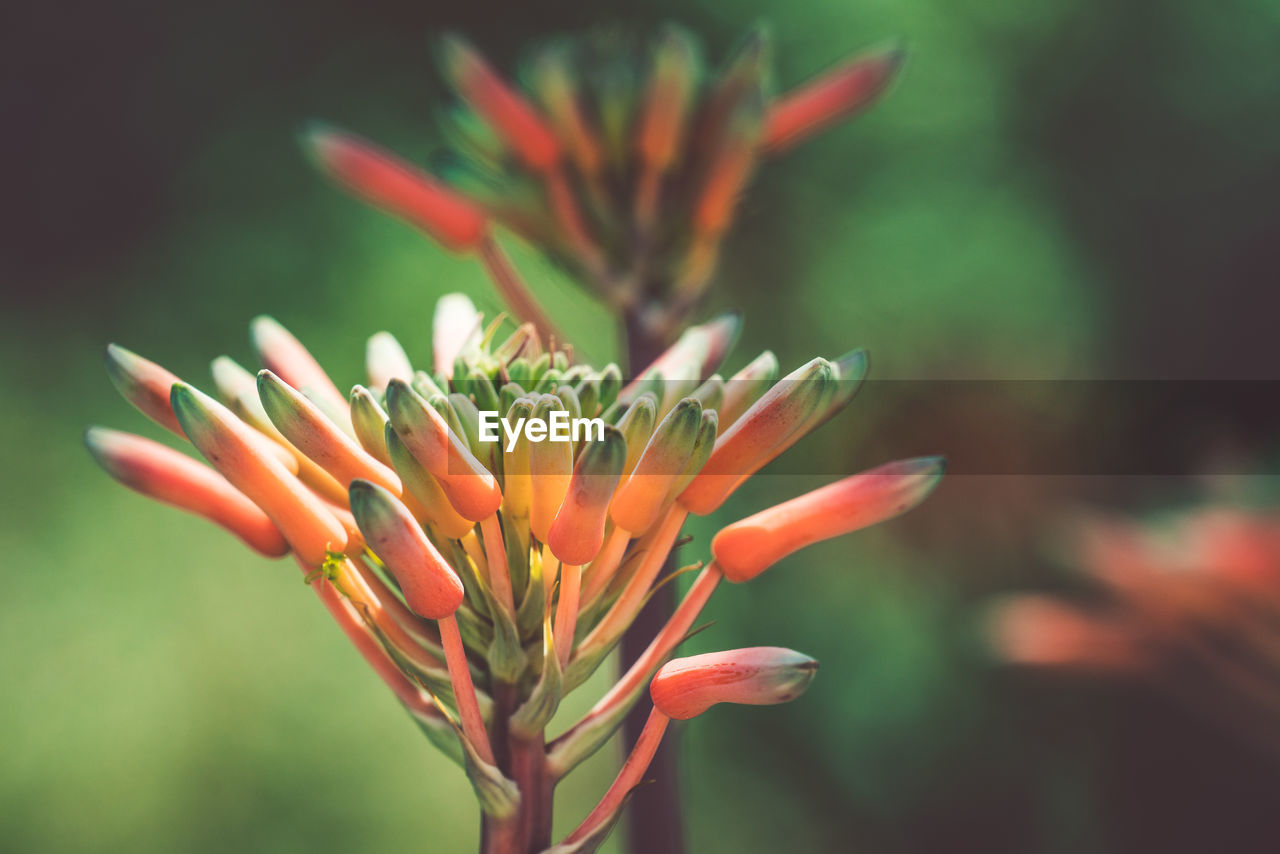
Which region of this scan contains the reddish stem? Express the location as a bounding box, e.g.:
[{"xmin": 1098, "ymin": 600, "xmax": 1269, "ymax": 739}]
[
  {"xmin": 439, "ymin": 613, "xmax": 495, "ymax": 765},
  {"xmin": 554, "ymin": 563, "xmax": 582, "ymax": 670},
  {"xmin": 565, "ymin": 708, "xmax": 671, "ymax": 845}
]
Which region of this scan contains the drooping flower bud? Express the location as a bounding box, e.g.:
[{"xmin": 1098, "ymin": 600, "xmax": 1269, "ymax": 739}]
[
  {"xmin": 384, "ymin": 378, "xmax": 502, "ymax": 521},
  {"xmin": 304, "ymin": 125, "xmax": 488, "ymax": 252},
  {"xmin": 85, "ymin": 427, "xmax": 288, "ymax": 558},
  {"xmin": 548, "ymin": 427, "xmax": 627, "ymax": 565},
  {"xmin": 763, "ymin": 45, "xmax": 904, "ymax": 154},
  {"xmin": 650, "ymin": 647, "xmax": 818, "ymax": 720},
  {"xmin": 365, "ymin": 331, "xmax": 414, "ymax": 392},
  {"xmin": 257, "ymin": 370, "xmax": 402, "ymax": 494},
  {"xmin": 679, "ymin": 357, "xmax": 834, "ymax": 515},
  {"xmin": 438, "ymin": 34, "xmax": 561, "ymax": 173},
  {"xmin": 348, "ymin": 480, "xmax": 465, "ymax": 620},
  {"xmin": 712, "ymin": 456, "xmax": 945, "ymax": 582},
  {"xmin": 611, "ymin": 398, "xmax": 702, "ymax": 534},
  {"xmin": 170, "ymin": 383, "xmax": 348, "ymax": 564}
]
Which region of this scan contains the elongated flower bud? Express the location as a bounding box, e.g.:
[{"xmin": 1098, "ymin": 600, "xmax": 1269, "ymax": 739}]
[
  {"xmin": 349, "ymin": 386, "xmax": 392, "ymax": 466},
  {"xmin": 693, "ymin": 97, "xmax": 763, "ymax": 239},
  {"xmin": 548, "ymin": 427, "xmax": 627, "ymax": 564},
  {"xmin": 365, "ymin": 331, "xmax": 413, "ymax": 392},
  {"xmin": 384, "ymin": 378, "xmax": 501, "ymax": 521},
  {"xmin": 258, "ymin": 370, "xmax": 402, "ymax": 494},
  {"xmin": 433, "ymin": 293, "xmax": 482, "ymax": 377},
  {"xmin": 250, "ymin": 316, "xmax": 348, "ymax": 416},
  {"xmin": 104, "ymin": 344, "xmax": 186, "ymax": 437},
  {"xmin": 501, "ymin": 399, "xmax": 534, "ymax": 519},
  {"xmin": 531, "ymin": 47, "xmax": 602, "ymax": 176},
  {"xmin": 439, "ymin": 35, "xmax": 561, "ymax": 172},
  {"xmin": 304, "ymin": 126, "xmax": 488, "ymax": 252},
  {"xmin": 763, "ymin": 45, "xmax": 904, "ymax": 154},
  {"xmin": 679, "ymin": 357, "xmax": 833, "ymax": 515},
  {"xmin": 611, "ymin": 398, "xmax": 702, "ymax": 534},
  {"xmin": 85, "ymin": 427, "xmax": 288, "ymax": 557},
  {"xmin": 615, "ymin": 394, "xmax": 657, "ymax": 476},
  {"xmin": 636, "ymin": 26, "xmax": 698, "ymax": 173},
  {"xmin": 622, "ymin": 312, "xmax": 740, "ymax": 400},
  {"xmin": 650, "ymin": 647, "xmax": 818, "ymax": 720},
  {"xmin": 719, "ymin": 350, "xmax": 779, "ymax": 428},
  {"xmin": 384, "ymin": 426, "xmax": 475, "ymax": 540},
  {"xmin": 171, "ymin": 383, "xmax": 348, "ymax": 564},
  {"xmin": 712, "ymin": 456, "xmax": 944, "ymax": 582},
  {"xmin": 529, "ymin": 396, "xmax": 574, "ymax": 543},
  {"xmin": 348, "ymin": 480, "xmax": 465, "ymax": 620}
]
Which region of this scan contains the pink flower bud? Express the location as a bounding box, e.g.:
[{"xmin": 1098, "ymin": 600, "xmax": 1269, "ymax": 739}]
[{"xmin": 650, "ymin": 647, "xmax": 818, "ymax": 720}]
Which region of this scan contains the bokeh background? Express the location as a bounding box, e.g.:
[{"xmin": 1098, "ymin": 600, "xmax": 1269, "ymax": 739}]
[{"xmin": 5, "ymin": 0, "xmax": 1280, "ymax": 851}]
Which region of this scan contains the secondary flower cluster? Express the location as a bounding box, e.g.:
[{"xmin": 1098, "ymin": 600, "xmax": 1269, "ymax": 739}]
[
  {"xmin": 305, "ymin": 26, "xmax": 902, "ymax": 342},
  {"xmin": 89, "ymin": 293, "xmax": 942, "ymax": 853},
  {"xmin": 988, "ymin": 506, "xmax": 1280, "ymax": 757}
]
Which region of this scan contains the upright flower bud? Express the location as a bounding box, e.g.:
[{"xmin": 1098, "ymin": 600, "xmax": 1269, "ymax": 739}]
[
  {"xmin": 679, "ymin": 357, "xmax": 834, "ymax": 515},
  {"xmin": 85, "ymin": 427, "xmax": 288, "ymax": 558},
  {"xmin": 384, "ymin": 379, "xmax": 502, "ymax": 521},
  {"xmin": 719, "ymin": 350, "xmax": 779, "ymax": 428},
  {"xmin": 348, "ymin": 480, "xmax": 465, "ymax": 620},
  {"xmin": 763, "ymin": 45, "xmax": 904, "ymax": 154},
  {"xmin": 712, "ymin": 456, "xmax": 944, "ymax": 582},
  {"xmin": 636, "ymin": 26, "xmax": 698, "ymax": 173},
  {"xmin": 531, "ymin": 46, "xmax": 603, "ymax": 177},
  {"xmin": 384, "ymin": 426, "xmax": 475, "ymax": 540},
  {"xmin": 258, "ymin": 370, "xmax": 402, "ymax": 494},
  {"xmin": 250, "ymin": 315, "xmax": 348, "ymax": 416},
  {"xmin": 611, "ymin": 398, "xmax": 702, "ymax": 534},
  {"xmin": 529, "ymin": 395, "xmax": 574, "ymax": 543},
  {"xmin": 500, "ymin": 399, "xmax": 534, "ymax": 520},
  {"xmin": 365, "ymin": 331, "xmax": 414, "ymax": 392},
  {"xmin": 432, "ymin": 293, "xmax": 482, "ymax": 377},
  {"xmin": 349, "ymin": 386, "xmax": 393, "ymax": 466},
  {"xmin": 549, "ymin": 427, "xmax": 627, "ymax": 565},
  {"xmin": 304, "ymin": 126, "xmax": 488, "ymax": 252},
  {"xmin": 170, "ymin": 383, "xmax": 348, "ymax": 564},
  {"xmin": 650, "ymin": 647, "xmax": 818, "ymax": 720},
  {"xmin": 438, "ymin": 34, "xmax": 561, "ymax": 173},
  {"xmin": 614, "ymin": 394, "xmax": 657, "ymax": 476}
]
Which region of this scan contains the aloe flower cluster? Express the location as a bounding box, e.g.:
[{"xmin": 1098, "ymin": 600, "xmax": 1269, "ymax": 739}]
[
  {"xmin": 989, "ymin": 506, "xmax": 1280, "ymax": 757},
  {"xmin": 88, "ymin": 23, "xmax": 932, "ymax": 854},
  {"xmin": 305, "ymin": 26, "xmax": 902, "ymax": 344},
  {"xmin": 89, "ymin": 293, "xmax": 941, "ymax": 852}
]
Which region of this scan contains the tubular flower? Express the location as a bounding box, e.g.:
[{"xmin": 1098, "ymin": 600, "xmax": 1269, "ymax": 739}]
[
  {"xmin": 304, "ymin": 26, "xmax": 905, "ymax": 344},
  {"xmin": 987, "ymin": 506, "xmax": 1280, "ymax": 758},
  {"xmin": 89, "ymin": 293, "xmax": 941, "ymax": 853}
]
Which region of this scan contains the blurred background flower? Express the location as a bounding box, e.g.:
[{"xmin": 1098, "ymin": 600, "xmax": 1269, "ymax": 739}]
[{"xmin": 4, "ymin": 0, "xmax": 1280, "ymax": 852}]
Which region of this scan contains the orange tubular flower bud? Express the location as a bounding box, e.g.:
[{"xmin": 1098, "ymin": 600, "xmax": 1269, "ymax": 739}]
[
  {"xmin": 439, "ymin": 35, "xmax": 561, "ymax": 173},
  {"xmin": 85, "ymin": 427, "xmax": 289, "ymax": 558},
  {"xmin": 712, "ymin": 456, "xmax": 945, "ymax": 582},
  {"xmin": 986, "ymin": 595, "xmax": 1143, "ymax": 672},
  {"xmin": 384, "ymin": 378, "xmax": 501, "ymax": 521},
  {"xmin": 763, "ymin": 45, "xmax": 905, "ymax": 154},
  {"xmin": 347, "ymin": 480, "xmax": 465, "ymax": 620},
  {"xmin": 531, "ymin": 48, "xmax": 603, "ymax": 177},
  {"xmin": 621, "ymin": 312, "xmax": 741, "ymax": 401},
  {"xmin": 170, "ymin": 383, "xmax": 348, "ymax": 565},
  {"xmin": 249, "ymin": 316, "xmax": 349, "ymax": 417},
  {"xmin": 548, "ymin": 427, "xmax": 627, "ymax": 565},
  {"xmin": 611, "ymin": 398, "xmax": 702, "ymax": 534},
  {"xmin": 303, "ymin": 125, "xmax": 488, "ymax": 252},
  {"xmin": 650, "ymin": 646, "xmax": 819, "ymax": 720},
  {"xmin": 693, "ymin": 98, "xmax": 763, "ymax": 239},
  {"xmin": 107, "ymin": 344, "xmax": 299, "ymax": 474},
  {"xmin": 529, "ymin": 396, "xmax": 574, "ymax": 543},
  {"xmin": 679, "ymin": 357, "xmax": 833, "ymax": 516},
  {"xmin": 384, "ymin": 427, "xmax": 476, "ymax": 540},
  {"xmin": 257, "ymin": 370, "xmax": 402, "ymax": 494},
  {"xmin": 636, "ymin": 26, "xmax": 698, "ymax": 172}
]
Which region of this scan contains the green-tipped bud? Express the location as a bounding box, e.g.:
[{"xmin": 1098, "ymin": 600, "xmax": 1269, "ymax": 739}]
[
  {"xmin": 611, "ymin": 397, "xmax": 703, "ymax": 534},
  {"xmin": 547, "ymin": 426, "xmax": 627, "ymax": 565},
  {"xmin": 719, "ymin": 350, "xmax": 779, "ymax": 427},
  {"xmin": 615, "ymin": 393, "xmax": 658, "ymax": 476},
  {"xmin": 348, "ymin": 479, "xmax": 465, "ymax": 620},
  {"xmin": 350, "ymin": 385, "xmax": 393, "ymax": 466}
]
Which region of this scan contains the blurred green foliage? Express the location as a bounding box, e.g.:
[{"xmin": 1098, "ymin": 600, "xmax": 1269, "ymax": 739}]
[{"xmin": 5, "ymin": 0, "xmax": 1279, "ymax": 851}]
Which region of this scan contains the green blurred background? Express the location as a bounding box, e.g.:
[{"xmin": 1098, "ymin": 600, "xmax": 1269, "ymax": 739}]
[{"xmin": 5, "ymin": 0, "xmax": 1280, "ymax": 851}]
